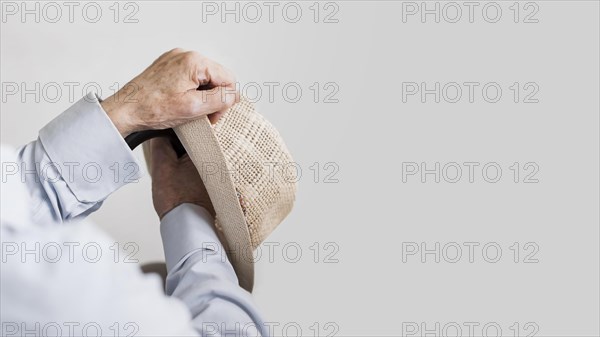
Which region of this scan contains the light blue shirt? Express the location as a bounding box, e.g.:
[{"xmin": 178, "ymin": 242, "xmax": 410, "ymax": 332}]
[{"xmin": 0, "ymin": 93, "xmax": 267, "ymax": 336}]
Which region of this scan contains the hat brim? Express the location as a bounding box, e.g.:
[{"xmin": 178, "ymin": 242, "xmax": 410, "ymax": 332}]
[{"xmin": 175, "ymin": 116, "xmax": 255, "ymax": 292}]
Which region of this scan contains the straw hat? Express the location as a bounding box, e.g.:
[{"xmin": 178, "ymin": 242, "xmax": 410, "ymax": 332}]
[{"xmin": 147, "ymin": 97, "xmax": 297, "ymax": 292}]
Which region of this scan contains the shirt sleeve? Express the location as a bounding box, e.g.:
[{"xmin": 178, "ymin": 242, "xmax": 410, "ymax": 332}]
[
  {"xmin": 160, "ymin": 203, "xmax": 268, "ymax": 336},
  {"xmin": 16, "ymin": 93, "xmax": 142, "ymax": 225}
]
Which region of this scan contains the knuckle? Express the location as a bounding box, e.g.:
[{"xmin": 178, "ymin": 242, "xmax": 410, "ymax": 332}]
[
  {"xmin": 181, "ymin": 52, "xmax": 194, "ymax": 64},
  {"xmin": 184, "ymin": 51, "xmax": 202, "ymax": 63},
  {"xmin": 169, "ymin": 47, "xmax": 185, "ymax": 54}
]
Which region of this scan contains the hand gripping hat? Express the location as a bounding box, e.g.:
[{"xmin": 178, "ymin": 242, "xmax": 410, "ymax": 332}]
[{"xmin": 171, "ymin": 97, "xmax": 296, "ymax": 291}]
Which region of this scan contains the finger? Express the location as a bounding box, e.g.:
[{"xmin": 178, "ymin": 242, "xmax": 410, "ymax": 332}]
[
  {"xmin": 189, "ymin": 52, "xmax": 236, "ymax": 87},
  {"xmin": 204, "ymin": 60, "xmax": 237, "ymax": 87},
  {"xmin": 185, "ymin": 85, "xmax": 239, "ymax": 117},
  {"xmin": 179, "ymin": 51, "xmax": 233, "ymax": 87}
]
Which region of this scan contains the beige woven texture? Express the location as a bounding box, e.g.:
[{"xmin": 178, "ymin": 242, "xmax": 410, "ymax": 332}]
[{"xmin": 174, "ymin": 97, "xmax": 297, "ymax": 291}]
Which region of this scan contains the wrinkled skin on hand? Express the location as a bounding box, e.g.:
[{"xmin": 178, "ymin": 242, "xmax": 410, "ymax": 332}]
[{"xmin": 101, "ymin": 48, "xmax": 239, "ymax": 136}]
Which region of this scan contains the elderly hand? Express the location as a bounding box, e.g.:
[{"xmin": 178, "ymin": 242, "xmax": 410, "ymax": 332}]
[
  {"xmin": 145, "ymin": 137, "xmax": 214, "ymax": 219},
  {"xmin": 101, "ymin": 48, "xmax": 239, "ymax": 136}
]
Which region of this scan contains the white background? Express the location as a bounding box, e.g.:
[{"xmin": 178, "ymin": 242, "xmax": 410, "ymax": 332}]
[{"xmin": 1, "ymin": 1, "xmax": 599, "ymax": 336}]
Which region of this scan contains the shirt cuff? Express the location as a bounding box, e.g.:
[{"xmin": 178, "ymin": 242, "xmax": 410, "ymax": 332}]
[
  {"xmin": 160, "ymin": 203, "xmax": 224, "ymax": 273},
  {"xmin": 38, "ymin": 93, "xmax": 142, "ymax": 203}
]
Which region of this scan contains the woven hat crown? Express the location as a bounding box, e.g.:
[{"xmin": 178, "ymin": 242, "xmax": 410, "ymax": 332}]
[
  {"xmin": 174, "ymin": 97, "xmax": 297, "ymax": 291},
  {"xmin": 210, "ymin": 98, "xmax": 297, "ymax": 248}
]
